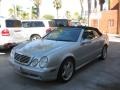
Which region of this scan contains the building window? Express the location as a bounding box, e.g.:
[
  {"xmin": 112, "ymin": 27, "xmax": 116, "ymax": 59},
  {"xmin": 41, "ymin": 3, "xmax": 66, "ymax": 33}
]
[
  {"xmin": 108, "ymin": 19, "xmax": 114, "ymax": 27},
  {"xmin": 93, "ymin": 19, "xmax": 98, "ymax": 27}
]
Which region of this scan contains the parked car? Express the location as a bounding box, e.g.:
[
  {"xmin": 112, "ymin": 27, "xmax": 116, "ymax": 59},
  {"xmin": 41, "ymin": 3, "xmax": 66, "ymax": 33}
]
[
  {"xmin": 71, "ymin": 21, "xmax": 81, "ymax": 26},
  {"xmin": 21, "ymin": 20, "xmax": 53, "ymax": 41},
  {"xmin": 9, "ymin": 26, "xmax": 109, "ymax": 82},
  {"xmin": 51, "ymin": 19, "xmax": 72, "ymax": 26},
  {"xmin": 0, "ymin": 17, "xmax": 23, "ymax": 49}
]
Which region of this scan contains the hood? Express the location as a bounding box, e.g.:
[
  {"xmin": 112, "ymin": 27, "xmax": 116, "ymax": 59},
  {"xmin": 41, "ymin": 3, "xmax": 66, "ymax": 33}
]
[{"xmin": 16, "ymin": 39, "xmax": 70, "ymax": 57}]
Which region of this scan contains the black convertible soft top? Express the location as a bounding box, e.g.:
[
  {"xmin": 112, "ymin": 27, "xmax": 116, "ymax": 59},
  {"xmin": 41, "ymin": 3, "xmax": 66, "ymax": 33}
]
[{"xmin": 57, "ymin": 26, "xmax": 103, "ymax": 36}]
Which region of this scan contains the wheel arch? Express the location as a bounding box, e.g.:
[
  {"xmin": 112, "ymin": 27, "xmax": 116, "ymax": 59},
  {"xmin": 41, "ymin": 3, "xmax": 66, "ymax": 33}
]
[
  {"xmin": 57, "ymin": 55, "xmax": 76, "ymax": 82},
  {"xmin": 63, "ymin": 56, "xmax": 76, "ymax": 66},
  {"xmin": 104, "ymin": 44, "xmax": 108, "ymax": 48},
  {"xmin": 30, "ymin": 34, "xmax": 41, "ymax": 38},
  {"xmin": 58, "ymin": 55, "xmax": 76, "ymax": 72}
]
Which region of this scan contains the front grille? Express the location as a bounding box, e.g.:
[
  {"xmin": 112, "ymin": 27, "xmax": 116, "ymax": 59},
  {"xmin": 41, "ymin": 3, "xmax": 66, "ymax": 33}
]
[{"xmin": 14, "ymin": 53, "xmax": 30, "ymax": 64}]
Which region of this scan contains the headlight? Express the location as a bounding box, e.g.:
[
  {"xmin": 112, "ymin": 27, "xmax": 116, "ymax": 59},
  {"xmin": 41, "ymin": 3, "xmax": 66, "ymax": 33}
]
[
  {"xmin": 39, "ymin": 56, "xmax": 48, "ymax": 68},
  {"xmin": 31, "ymin": 58, "xmax": 39, "ymax": 67}
]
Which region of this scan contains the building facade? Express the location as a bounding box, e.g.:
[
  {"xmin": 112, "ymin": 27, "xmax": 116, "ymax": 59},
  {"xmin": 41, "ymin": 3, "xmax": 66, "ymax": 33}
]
[{"xmin": 90, "ymin": 0, "xmax": 120, "ymax": 34}]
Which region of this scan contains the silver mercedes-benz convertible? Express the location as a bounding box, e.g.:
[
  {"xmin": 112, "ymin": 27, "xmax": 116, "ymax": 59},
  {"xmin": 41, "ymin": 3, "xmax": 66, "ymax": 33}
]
[{"xmin": 9, "ymin": 26, "xmax": 109, "ymax": 82}]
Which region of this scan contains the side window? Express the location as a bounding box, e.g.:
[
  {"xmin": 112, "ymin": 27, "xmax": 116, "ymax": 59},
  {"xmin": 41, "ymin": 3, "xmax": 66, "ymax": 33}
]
[
  {"xmin": 6, "ymin": 20, "xmax": 22, "ymax": 27},
  {"xmin": 82, "ymin": 30, "xmax": 95, "ymax": 40},
  {"xmin": 93, "ymin": 30, "xmax": 100, "ymax": 38},
  {"xmin": 33, "ymin": 21, "xmax": 45, "ymax": 27},
  {"xmin": 22, "ymin": 22, "xmax": 30, "ymax": 28}
]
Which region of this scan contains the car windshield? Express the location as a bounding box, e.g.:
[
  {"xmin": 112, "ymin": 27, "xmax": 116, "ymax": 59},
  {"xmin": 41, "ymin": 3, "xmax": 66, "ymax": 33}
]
[{"xmin": 44, "ymin": 28, "xmax": 82, "ymax": 42}]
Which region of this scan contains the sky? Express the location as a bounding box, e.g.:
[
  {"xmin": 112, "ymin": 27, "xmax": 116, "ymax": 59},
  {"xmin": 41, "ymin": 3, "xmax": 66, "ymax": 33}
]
[
  {"xmin": 40, "ymin": 0, "xmax": 82, "ymax": 18},
  {"xmin": 0, "ymin": 0, "xmax": 33, "ymax": 17},
  {"xmin": 0, "ymin": 0, "xmax": 82, "ymax": 18},
  {"xmin": 0, "ymin": 0, "xmax": 108, "ymax": 18}
]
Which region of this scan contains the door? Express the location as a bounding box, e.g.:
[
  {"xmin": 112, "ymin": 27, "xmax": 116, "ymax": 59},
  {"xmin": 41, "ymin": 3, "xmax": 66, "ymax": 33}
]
[{"xmin": 75, "ymin": 29, "xmax": 100, "ymax": 68}]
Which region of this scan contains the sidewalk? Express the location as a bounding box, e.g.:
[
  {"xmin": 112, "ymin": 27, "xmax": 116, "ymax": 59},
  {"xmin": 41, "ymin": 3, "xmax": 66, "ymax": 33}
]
[{"xmin": 108, "ymin": 34, "xmax": 120, "ymax": 42}]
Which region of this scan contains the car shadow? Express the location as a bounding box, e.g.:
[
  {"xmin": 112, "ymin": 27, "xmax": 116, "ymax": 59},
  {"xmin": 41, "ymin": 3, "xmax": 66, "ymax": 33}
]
[{"xmin": 0, "ymin": 48, "xmax": 11, "ymax": 54}]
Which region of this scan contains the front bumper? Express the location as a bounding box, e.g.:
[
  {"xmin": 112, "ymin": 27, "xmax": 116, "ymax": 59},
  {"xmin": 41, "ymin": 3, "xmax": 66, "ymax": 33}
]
[{"xmin": 9, "ymin": 58, "xmax": 58, "ymax": 81}]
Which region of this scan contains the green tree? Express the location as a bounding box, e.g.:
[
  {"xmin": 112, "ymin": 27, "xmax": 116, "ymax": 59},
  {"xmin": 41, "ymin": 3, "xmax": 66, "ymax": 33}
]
[
  {"xmin": 32, "ymin": 5, "xmax": 38, "ymax": 19},
  {"xmin": 21, "ymin": 11, "xmax": 29, "ymax": 20},
  {"xmin": 73, "ymin": 12, "xmax": 81, "ymax": 20},
  {"xmin": 42, "ymin": 14, "xmax": 54, "ymax": 20},
  {"xmin": 53, "ymin": 0, "xmax": 62, "ymax": 18},
  {"xmin": 99, "ymin": 0, "xmax": 105, "ymax": 11},
  {"xmin": 32, "ymin": 0, "xmax": 42, "ymax": 19},
  {"xmin": 8, "ymin": 8, "xmax": 14, "ymax": 16}
]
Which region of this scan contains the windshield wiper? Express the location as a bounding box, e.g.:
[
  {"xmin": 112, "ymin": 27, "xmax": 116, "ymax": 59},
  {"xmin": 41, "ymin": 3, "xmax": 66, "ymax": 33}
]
[{"xmin": 57, "ymin": 39, "xmax": 73, "ymax": 42}]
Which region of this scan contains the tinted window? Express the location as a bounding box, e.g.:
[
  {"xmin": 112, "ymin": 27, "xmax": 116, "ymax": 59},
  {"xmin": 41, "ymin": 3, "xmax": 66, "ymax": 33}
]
[
  {"xmin": 22, "ymin": 21, "xmax": 45, "ymax": 28},
  {"xmin": 44, "ymin": 28, "xmax": 81, "ymax": 42},
  {"xmin": 93, "ymin": 30, "xmax": 100, "ymax": 38},
  {"xmin": 51, "ymin": 19, "xmax": 69, "ymax": 27},
  {"xmin": 48, "ymin": 21, "xmax": 54, "ymax": 27},
  {"xmin": 82, "ymin": 30, "xmax": 95, "ymax": 40},
  {"xmin": 6, "ymin": 20, "xmax": 22, "ymax": 27}
]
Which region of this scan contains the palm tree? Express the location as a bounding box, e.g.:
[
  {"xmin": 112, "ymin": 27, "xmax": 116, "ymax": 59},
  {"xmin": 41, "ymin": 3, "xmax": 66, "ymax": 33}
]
[
  {"xmin": 53, "ymin": 0, "xmax": 62, "ymax": 18},
  {"xmin": 8, "ymin": 5, "xmax": 21, "ymax": 18},
  {"xmin": 32, "ymin": 0, "xmax": 42, "ymax": 19},
  {"xmin": 16, "ymin": 5, "xmax": 21, "ymax": 17},
  {"xmin": 99, "ymin": 0, "xmax": 105, "ymax": 11},
  {"xmin": 65, "ymin": 11, "xmax": 71, "ymax": 19},
  {"xmin": 79, "ymin": 0, "xmax": 83, "ymax": 18}
]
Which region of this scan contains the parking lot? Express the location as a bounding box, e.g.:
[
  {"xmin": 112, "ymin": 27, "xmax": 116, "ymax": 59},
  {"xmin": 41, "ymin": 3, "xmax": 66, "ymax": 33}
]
[{"xmin": 0, "ymin": 36, "xmax": 120, "ymax": 90}]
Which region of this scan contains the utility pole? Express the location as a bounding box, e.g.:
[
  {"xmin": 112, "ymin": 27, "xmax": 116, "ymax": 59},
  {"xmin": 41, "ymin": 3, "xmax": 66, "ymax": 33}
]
[{"xmin": 88, "ymin": 0, "xmax": 91, "ymax": 26}]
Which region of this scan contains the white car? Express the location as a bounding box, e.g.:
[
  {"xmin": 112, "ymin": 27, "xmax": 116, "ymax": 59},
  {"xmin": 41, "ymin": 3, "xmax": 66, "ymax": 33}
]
[
  {"xmin": 0, "ymin": 17, "xmax": 23, "ymax": 49},
  {"xmin": 21, "ymin": 20, "xmax": 53, "ymax": 41}
]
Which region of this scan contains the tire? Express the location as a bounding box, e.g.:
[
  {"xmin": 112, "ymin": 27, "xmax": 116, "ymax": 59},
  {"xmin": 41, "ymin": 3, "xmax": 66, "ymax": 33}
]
[
  {"xmin": 30, "ymin": 35, "xmax": 41, "ymax": 41},
  {"xmin": 99, "ymin": 46, "xmax": 107, "ymax": 60},
  {"xmin": 57, "ymin": 58, "xmax": 75, "ymax": 82}
]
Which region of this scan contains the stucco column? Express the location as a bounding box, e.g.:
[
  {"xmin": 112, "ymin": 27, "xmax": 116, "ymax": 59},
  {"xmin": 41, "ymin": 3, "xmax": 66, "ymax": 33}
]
[{"xmin": 118, "ymin": 0, "xmax": 120, "ymax": 34}]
